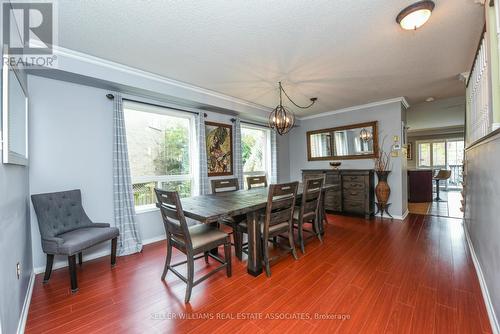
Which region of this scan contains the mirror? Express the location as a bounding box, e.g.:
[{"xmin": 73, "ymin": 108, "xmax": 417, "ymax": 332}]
[
  {"xmin": 307, "ymin": 121, "xmax": 378, "ymax": 161},
  {"xmin": 2, "ymin": 59, "xmax": 29, "ymax": 165}
]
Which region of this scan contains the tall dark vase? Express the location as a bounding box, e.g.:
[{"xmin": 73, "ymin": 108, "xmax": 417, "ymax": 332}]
[{"xmin": 375, "ymin": 171, "xmax": 393, "ymax": 218}]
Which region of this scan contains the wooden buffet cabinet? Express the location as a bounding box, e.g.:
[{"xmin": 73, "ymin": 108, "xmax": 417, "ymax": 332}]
[{"xmin": 302, "ymin": 169, "xmax": 375, "ymax": 219}]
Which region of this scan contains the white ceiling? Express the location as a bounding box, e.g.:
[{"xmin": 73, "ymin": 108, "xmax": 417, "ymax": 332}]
[{"xmin": 56, "ymin": 0, "xmax": 484, "ymax": 117}]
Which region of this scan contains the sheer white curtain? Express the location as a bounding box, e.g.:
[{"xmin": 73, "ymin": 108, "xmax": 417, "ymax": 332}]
[
  {"xmin": 270, "ymin": 131, "xmax": 278, "ymax": 183},
  {"xmin": 112, "ymin": 93, "xmax": 143, "ymax": 256}
]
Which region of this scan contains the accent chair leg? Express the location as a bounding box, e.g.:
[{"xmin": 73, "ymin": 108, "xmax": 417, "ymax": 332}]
[
  {"xmin": 161, "ymin": 241, "xmax": 172, "ymax": 280},
  {"xmin": 111, "ymin": 237, "xmax": 117, "ymax": 267},
  {"xmin": 262, "ymin": 239, "xmax": 271, "ymax": 277},
  {"xmin": 43, "ymin": 254, "xmax": 54, "ymax": 283},
  {"xmin": 78, "ymin": 252, "xmax": 83, "ymax": 266},
  {"xmin": 298, "ymin": 221, "xmax": 305, "ymax": 254},
  {"xmin": 288, "ymin": 228, "xmax": 299, "ymax": 261},
  {"xmin": 314, "ymin": 217, "xmax": 323, "ymax": 243},
  {"xmin": 185, "ymin": 253, "xmax": 194, "ymax": 303},
  {"xmin": 204, "ymin": 251, "xmax": 209, "ymax": 264},
  {"xmin": 224, "ymin": 240, "xmax": 232, "ymax": 277},
  {"xmin": 68, "ymin": 255, "xmax": 78, "ymax": 293}
]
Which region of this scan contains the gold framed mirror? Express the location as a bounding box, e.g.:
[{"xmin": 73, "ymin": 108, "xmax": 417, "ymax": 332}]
[{"xmin": 306, "ymin": 121, "xmax": 378, "ymax": 161}]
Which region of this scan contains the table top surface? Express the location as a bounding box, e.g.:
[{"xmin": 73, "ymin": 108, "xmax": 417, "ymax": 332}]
[{"xmin": 170, "ymin": 183, "xmax": 334, "ymax": 223}]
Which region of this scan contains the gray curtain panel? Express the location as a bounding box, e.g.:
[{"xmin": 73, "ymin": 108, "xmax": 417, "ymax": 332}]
[
  {"xmin": 112, "ymin": 93, "xmax": 143, "ymax": 255},
  {"xmin": 233, "ymin": 117, "xmax": 244, "ymax": 189},
  {"xmin": 270, "ymin": 131, "xmax": 278, "ymax": 183},
  {"xmin": 196, "ymin": 112, "xmax": 210, "ymax": 195}
]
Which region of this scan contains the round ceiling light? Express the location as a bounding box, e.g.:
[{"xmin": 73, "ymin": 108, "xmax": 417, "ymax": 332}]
[{"xmin": 396, "ymin": 1, "xmax": 435, "ymax": 30}]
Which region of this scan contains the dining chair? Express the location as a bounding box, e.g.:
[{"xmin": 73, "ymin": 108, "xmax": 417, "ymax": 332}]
[
  {"xmin": 247, "ymin": 175, "xmax": 268, "ymax": 190},
  {"xmin": 211, "ymin": 178, "xmax": 247, "ymax": 260},
  {"xmin": 155, "ymin": 189, "xmax": 232, "ymax": 303},
  {"xmin": 303, "ymin": 173, "xmax": 328, "ymax": 226},
  {"xmin": 237, "ymin": 181, "xmax": 299, "ymax": 277},
  {"xmin": 293, "ymin": 177, "xmax": 324, "ymax": 254}
]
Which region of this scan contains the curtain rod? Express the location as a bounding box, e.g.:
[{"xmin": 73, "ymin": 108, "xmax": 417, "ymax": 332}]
[
  {"xmin": 106, "ymin": 94, "xmax": 207, "ymax": 117},
  {"xmin": 230, "ymin": 118, "xmax": 270, "ymax": 128}
]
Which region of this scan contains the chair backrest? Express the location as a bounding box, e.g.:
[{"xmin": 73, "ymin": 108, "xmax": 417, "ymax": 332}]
[
  {"xmin": 211, "ymin": 178, "xmax": 239, "ymax": 194},
  {"xmin": 262, "ymin": 182, "xmax": 299, "ymax": 240},
  {"xmin": 303, "ymin": 173, "xmax": 326, "ymax": 183},
  {"xmin": 247, "ymin": 175, "xmax": 268, "ymax": 190},
  {"xmin": 154, "ymin": 189, "xmax": 192, "ymax": 248},
  {"xmin": 299, "ymin": 178, "xmax": 324, "ymax": 223},
  {"xmin": 31, "ymin": 189, "xmax": 94, "ymax": 238}
]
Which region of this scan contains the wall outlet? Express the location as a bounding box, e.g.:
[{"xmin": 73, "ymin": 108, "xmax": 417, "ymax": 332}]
[{"xmin": 16, "ymin": 262, "xmax": 21, "ymax": 279}]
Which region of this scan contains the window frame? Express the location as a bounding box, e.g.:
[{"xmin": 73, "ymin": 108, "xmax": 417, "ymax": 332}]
[
  {"xmin": 123, "ymin": 101, "xmax": 198, "ymax": 212},
  {"xmin": 241, "ymin": 123, "xmax": 272, "ymax": 183}
]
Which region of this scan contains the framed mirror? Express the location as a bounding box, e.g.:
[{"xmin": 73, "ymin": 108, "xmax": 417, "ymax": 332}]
[
  {"xmin": 307, "ymin": 121, "xmax": 378, "ymax": 161},
  {"xmin": 2, "ymin": 57, "xmax": 29, "ymax": 165}
]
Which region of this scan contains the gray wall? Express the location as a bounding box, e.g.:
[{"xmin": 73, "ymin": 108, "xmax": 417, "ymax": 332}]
[
  {"xmin": 28, "ymin": 75, "xmax": 288, "ymax": 271},
  {"xmin": 288, "ymin": 101, "xmax": 407, "ymax": 217},
  {"xmin": 407, "ymin": 96, "xmax": 465, "ymax": 131},
  {"xmin": 0, "ymin": 32, "xmax": 33, "ymax": 334},
  {"xmin": 464, "ymin": 132, "xmax": 500, "ymax": 331}
]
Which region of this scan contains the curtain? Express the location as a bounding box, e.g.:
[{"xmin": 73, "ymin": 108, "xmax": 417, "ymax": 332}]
[
  {"xmin": 270, "ymin": 131, "xmax": 278, "ymax": 183},
  {"xmin": 233, "ymin": 117, "xmax": 244, "ymax": 189},
  {"xmin": 196, "ymin": 112, "xmax": 210, "ymax": 195},
  {"xmin": 112, "ymin": 93, "xmax": 143, "ymax": 256}
]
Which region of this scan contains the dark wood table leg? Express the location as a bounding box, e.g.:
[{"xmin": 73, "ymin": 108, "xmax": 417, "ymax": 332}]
[
  {"xmin": 209, "ymin": 221, "xmax": 220, "ymax": 256},
  {"xmin": 319, "ymin": 194, "xmax": 326, "ymax": 235},
  {"xmin": 246, "ymin": 210, "xmax": 262, "ymax": 276}
]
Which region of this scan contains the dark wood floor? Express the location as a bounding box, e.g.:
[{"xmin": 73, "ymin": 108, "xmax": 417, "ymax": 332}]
[{"xmin": 26, "ymin": 214, "xmax": 492, "ymax": 334}]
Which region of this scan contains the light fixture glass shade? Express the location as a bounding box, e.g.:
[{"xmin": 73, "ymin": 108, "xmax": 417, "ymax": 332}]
[{"xmin": 396, "ymin": 1, "xmax": 435, "ymax": 31}]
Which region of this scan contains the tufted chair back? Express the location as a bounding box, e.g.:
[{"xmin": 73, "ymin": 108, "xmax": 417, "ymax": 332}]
[{"xmin": 31, "ymin": 189, "xmax": 94, "ymax": 238}]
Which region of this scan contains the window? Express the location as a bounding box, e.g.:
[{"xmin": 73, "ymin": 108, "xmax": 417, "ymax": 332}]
[
  {"xmin": 416, "ymin": 138, "xmax": 465, "ymax": 188},
  {"xmin": 124, "ymin": 101, "xmax": 197, "ymax": 209},
  {"xmin": 241, "ymin": 125, "xmax": 271, "ymax": 187}
]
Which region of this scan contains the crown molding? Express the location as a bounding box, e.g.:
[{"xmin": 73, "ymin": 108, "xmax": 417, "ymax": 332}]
[
  {"xmin": 298, "ymin": 97, "xmax": 410, "ymax": 121},
  {"xmin": 44, "ymin": 44, "xmax": 272, "ymax": 114}
]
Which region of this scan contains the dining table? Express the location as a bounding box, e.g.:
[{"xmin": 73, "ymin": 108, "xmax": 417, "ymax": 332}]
[{"xmin": 160, "ymin": 183, "xmax": 333, "ymax": 276}]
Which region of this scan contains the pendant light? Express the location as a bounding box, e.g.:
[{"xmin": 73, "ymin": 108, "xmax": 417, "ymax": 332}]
[{"xmin": 269, "ymin": 82, "xmax": 317, "ymax": 135}]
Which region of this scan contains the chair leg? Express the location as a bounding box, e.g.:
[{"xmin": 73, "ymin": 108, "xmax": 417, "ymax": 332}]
[
  {"xmin": 111, "ymin": 237, "xmax": 117, "ymax": 267},
  {"xmin": 43, "ymin": 254, "xmax": 54, "ymax": 283},
  {"xmin": 298, "ymin": 221, "xmax": 305, "ymax": 254},
  {"xmin": 288, "ymin": 229, "xmax": 299, "ymax": 260},
  {"xmin": 262, "ymin": 239, "xmax": 271, "ymax": 277},
  {"xmin": 68, "ymin": 255, "xmax": 78, "ymax": 293},
  {"xmin": 78, "ymin": 252, "xmax": 83, "ymax": 266},
  {"xmin": 224, "ymin": 241, "xmax": 232, "ymax": 277},
  {"xmin": 185, "ymin": 253, "xmax": 195, "ymax": 303},
  {"xmin": 314, "ymin": 217, "xmax": 323, "ymax": 243},
  {"xmin": 161, "ymin": 241, "xmax": 173, "ymax": 281},
  {"xmin": 234, "ymin": 228, "xmax": 243, "ymax": 261},
  {"xmin": 204, "ymin": 251, "xmax": 209, "ymax": 264}
]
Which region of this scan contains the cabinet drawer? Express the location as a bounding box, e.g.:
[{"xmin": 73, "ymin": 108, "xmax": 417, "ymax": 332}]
[
  {"xmin": 343, "ymin": 181, "xmax": 365, "ymax": 191},
  {"xmin": 325, "ymin": 174, "xmax": 341, "ymax": 184},
  {"xmin": 343, "ymin": 189, "xmax": 364, "ymax": 201},
  {"xmin": 343, "ymin": 200, "xmax": 365, "ymax": 214},
  {"xmin": 343, "ymin": 175, "xmax": 365, "ymax": 183}
]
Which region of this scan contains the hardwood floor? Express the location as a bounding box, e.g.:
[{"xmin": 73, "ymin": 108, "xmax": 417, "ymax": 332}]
[{"xmin": 25, "ymin": 214, "xmax": 492, "ymax": 334}]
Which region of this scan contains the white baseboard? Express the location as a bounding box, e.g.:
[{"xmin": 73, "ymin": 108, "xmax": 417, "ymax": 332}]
[
  {"xmin": 492, "ymin": 123, "xmax": 500, "ymax": 132},
  {"xmin": 33, "ymin": 234, "xmax": 166, "ymax": 274},
  {"xmin": 376, "ymin": 209, "xmax": 408, "ymax": 221},
  {"xmin": 464, "ymin": 224, "xmax": 500, "ymax": 334},
  {"xmin": 17, "ymin": 272, "xmax": 35, "ymax": 334}
]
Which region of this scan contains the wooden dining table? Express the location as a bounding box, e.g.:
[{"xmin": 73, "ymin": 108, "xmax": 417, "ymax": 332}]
[{"xmin": 161, "ymin": 183, "xmax": 333, "ymax": 276}]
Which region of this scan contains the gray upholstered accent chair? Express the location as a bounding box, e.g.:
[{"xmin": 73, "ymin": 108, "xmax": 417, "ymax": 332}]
[{"xmin": 31, "ymin": 189, "xmax": 120, "ymax": 292}]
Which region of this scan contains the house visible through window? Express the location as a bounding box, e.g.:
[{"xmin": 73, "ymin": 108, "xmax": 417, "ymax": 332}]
[
  {"xmin": 124, "ymin": 101, "xmax": 197, "ymax": 209},
  {"xmin": 241, "ymin": 125, "xmax": 271, "ymax": 187}
]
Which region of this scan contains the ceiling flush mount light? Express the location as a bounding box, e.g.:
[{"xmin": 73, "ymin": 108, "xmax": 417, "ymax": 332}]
[
  {"xmin": 269, "ymin": 82, "xmax": 317, "ymax": 135},
  {"xmin": 396, "ymin": 1, "xmax": 435, "ymax": 30},
  {"xmin": 360, "ymin": 128, "xmax": 373, "ymax": 142}
]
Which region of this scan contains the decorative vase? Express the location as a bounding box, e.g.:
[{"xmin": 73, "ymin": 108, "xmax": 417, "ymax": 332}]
[{"xmin": 375, "ymin": 171, "xmax": 391, "ymax": 205}]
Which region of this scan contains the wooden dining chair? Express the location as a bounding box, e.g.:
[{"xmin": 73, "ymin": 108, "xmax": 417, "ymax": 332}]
[
  {"xmin": 293, "ymin": 177, "xmax": 324, "ymax": 254},
  {"xmin": 155, "ymin": 189, "xmax": 232, "ymax": 303},
  {"xmin": 237, "ymin": 181, "xmax": 299, "ymax": 277},
  {"xmin": 302, "ymin": 173, "xmax": 328, "ymax": 226},
  {"xmin": 210, "ymin": 178, "xmax": 247, "ymax": 260},
  {"xmin": 247, "ymin": 175, "xmax": 268, "ymax": 190}
]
